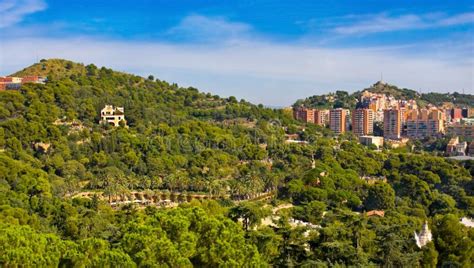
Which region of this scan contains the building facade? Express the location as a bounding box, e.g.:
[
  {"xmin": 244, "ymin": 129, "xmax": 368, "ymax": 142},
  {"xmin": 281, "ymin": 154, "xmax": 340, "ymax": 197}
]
[
  {"xmin": 314, "ymin": 109, "xmax": 329, "ymax": 126},
  {"xmin": 383, "ymin": 109, "xmax": 402, "ymax": 140},
  {"xmin": 448, "ymin": 119, "xmax": 474, "ymax": 141},
  {"xmin": 100, "ymin": 105, "xmax": 127, "ymax": 127},
  {"xmin": 329, "ymin": 108, "xmax": 349, "ymax": 134},
  {"xmin": 352, "ymin": 108, "xmax": 374, "ymax": 136},
  {"xmin": 359, "ymin": 136, "xmax": 384, "ymax": 149},
  {"xmin": 405, "ymin": 109, "xmax": 445, "ymax": 139},
  {"xmin": 293, "ymin": 107, "xmax": 315, "ymax": 123},
  {"xmin": 451, "ymin": 108, "xmax": 463, "ymax": 122},
  {"xmin": 0, "ymin": 76, "xmax": 46, "ymax": 91}
]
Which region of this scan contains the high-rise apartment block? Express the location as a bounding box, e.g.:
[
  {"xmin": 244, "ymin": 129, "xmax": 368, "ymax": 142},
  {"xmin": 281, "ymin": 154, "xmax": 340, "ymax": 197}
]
[
  {"xmin": 330, "ymin": 108, "xmax": 349, "ymax": 134},
  {"xmin": 383, "ymin": 109, "xmax": 402, "ymax": 140},
  {"xmin": 405, "ymin": 109, "xmax": 445, "ymax": 139},
  {"xmin": 352, "ymin": 108, "xmax": 374, "ymax": 136}
]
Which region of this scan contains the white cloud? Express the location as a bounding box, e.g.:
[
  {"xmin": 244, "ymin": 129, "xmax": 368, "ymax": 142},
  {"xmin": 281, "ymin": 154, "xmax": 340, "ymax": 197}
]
[
  {"xmin": 0, "ymin": 0, "xmax": 46, "ymax": 28},
  {"xmin": 333, "ymin": 12, "xmax": 474, "ymax": 35},
  {"xmin": 0, "ymin": 15, "xmax": 472, "ymax": 105},
  {"xmin": 166, "ymin": 14, "xmax": 254, "ymax": 42},
  {"xmin": 439, "ymin": 12, "xmax": 474, "ymax": 26},
  {"xmin": 1, "ymin": 36, "xmax": 472, "ymax": 105}
]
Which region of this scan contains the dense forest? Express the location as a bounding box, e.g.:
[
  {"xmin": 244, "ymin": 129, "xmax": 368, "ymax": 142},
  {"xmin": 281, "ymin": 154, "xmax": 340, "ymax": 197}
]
[{"xmin": 0, "ymin": 59, "xmax": 473, "ymax": 266}]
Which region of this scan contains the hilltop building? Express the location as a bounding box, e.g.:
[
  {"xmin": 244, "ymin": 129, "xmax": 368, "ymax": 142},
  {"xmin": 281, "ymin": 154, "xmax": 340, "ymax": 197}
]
[
  {"xmin": 100, "ymin": 105, "xmax": 127, "ymax": 127},
  {"xmin": 0, "ymin": 76, "xmax": 46, "ymax": 90}
]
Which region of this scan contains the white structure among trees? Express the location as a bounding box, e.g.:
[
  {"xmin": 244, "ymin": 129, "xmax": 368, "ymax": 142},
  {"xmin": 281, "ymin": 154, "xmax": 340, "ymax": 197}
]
[
  {"xmin": 414, "ymin": 221, "xmax": 432, "ymax": 248},
  {"xmin": 100, "ymin": 105, "xmax": 127, "ymax": 127}
]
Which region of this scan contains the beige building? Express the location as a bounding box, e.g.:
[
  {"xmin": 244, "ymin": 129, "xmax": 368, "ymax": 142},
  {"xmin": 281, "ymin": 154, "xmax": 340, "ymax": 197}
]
[
  {"xmin": 359, "ymin": 135, "xmax": 384, "ymax": 149},
  {"xmin": 406, "ymin": 109, "xmax": 445, "ymax": 139},
  {"xmin": 446, "ymin": 137, "xmax": 467, "ymax": 156},
  {"xmin": 100, "ymin": 105, "xmax": 127, "ymax": 127},
  {"xmin": 446, "ymin": 137, "xmax": 459, "ymax": 155},
  {"xmin": 314, "ymin": 109, "xmax": 329, "ymax": 126}
]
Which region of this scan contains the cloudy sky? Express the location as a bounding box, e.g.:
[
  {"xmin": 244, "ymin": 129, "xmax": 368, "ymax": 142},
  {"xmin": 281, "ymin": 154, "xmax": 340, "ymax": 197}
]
[{"xmin": 0, "ymin": 0, "xmax": 473, "ymax": 106}]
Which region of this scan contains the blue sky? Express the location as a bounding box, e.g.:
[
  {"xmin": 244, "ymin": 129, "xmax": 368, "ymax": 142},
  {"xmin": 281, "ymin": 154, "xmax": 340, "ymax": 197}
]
[{"xmin": 0, "ymin": 0, "xmax": 473, "ymax": 105}]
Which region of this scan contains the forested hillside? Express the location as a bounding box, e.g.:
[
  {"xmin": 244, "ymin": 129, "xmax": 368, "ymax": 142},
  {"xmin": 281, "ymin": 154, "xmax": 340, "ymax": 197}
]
[{"xmin": 0, "ymin": 59, "xmax": 472, "ymax": 266}]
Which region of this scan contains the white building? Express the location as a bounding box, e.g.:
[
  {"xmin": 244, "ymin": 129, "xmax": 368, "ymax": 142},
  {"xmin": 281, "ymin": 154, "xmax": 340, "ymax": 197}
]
[
  {"xmin": 359, "ymin": 136, "xmax": 384, "ymax": 149},
  {"xmin": 100, "ymin": 105, "xmax": 127, "ymax": 127},
  {"xmin": 414, "ymin": 221, "xmax": 432, "ymax": 248}
]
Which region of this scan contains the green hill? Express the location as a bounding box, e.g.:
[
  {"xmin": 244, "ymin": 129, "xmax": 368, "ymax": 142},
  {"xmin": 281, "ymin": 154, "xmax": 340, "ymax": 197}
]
[
  {"xmin": 1, "ymin": 59, "xmax": 473, "ymax": 267},
  {"xmin": 11, "ymin": 58, "xmax": 87, "ymax": 78}
]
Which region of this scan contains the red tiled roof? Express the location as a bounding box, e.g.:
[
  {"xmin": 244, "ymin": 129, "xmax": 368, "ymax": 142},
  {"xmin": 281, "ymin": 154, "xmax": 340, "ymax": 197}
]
[
  {"xmin": 366, "ymin": 210, "xmax": 385, "ymax": 217},
  {"xmin": 22, "ymin": 76, "xmax": 39, "ymax": 83}
]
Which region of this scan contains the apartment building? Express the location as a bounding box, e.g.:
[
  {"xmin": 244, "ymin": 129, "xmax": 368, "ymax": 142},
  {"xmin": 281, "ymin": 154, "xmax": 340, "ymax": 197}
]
[
  {"xmin": 352, "ymin": 108, "xmax": 374, "ymax": 136},
  {"xmin": 293, "ymin": 107, "xmax": 315, "ymax": 123},
  {"xmin": 383, "ymin": 109, "xmax": 402, "ymax": 140},
  {"xmin": 0, "ymin": 76, "xmax": 46, "ymax": 91},
  {"xmin": 406, "ymin": 109, "xmax": 445, "ymax": 139},
  {"xmin": 329, "ymin": 108, "xmax": 349, "ymax": 134},
  {"xmin": 448, "ymin": 119, "xmax": 474, "ymax": 141},
  {"xmin": 314, "ymin": 109, "xmax": 329, "ymax": 126}
]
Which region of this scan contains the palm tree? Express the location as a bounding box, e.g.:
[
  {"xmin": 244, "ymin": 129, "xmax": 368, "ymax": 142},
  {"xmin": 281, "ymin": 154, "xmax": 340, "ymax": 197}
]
[
  {"xmin": 103, "ymin": 184, "xmax": 119, "ymax": 204},
  {"xmin": 163, "ymin": 173, "xmax": 177, "ymax": 192}
]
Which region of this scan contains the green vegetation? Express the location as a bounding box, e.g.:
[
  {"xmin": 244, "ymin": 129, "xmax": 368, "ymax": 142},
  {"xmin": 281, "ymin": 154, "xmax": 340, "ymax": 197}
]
[
  {"xmin": 421, "ymin": 92, "xmax": 474, "ymax": 108},
  {"xmin": 0, "ymin": 59, "xmax": 473, "ymax": 266}
]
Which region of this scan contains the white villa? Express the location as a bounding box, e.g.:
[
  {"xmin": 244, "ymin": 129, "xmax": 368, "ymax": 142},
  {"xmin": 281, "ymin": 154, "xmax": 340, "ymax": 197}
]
[{"xmin": 100, "ymin": 105, "xmax": 127, "ymax": 127}]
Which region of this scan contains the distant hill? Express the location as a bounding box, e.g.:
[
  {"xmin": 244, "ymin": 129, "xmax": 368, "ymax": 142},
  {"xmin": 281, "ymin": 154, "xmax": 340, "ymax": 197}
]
[
  {"xmin": 420, "ymin": 92, "xmax": 474, "ymax": 107},
  {"xmin": 5, "ymin": 59, "xmax": 286, "ymax": 126},
  {"xmin": 294, "ymin": 80, "xmax": 473, "ymax": 109},
  {"xmin": 11, "ymin": 59, "xmax": 87, "ymax": 78},
  {"xmin": 353, "ymin": 81, "xmax": 421, "ymax": 101}
]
